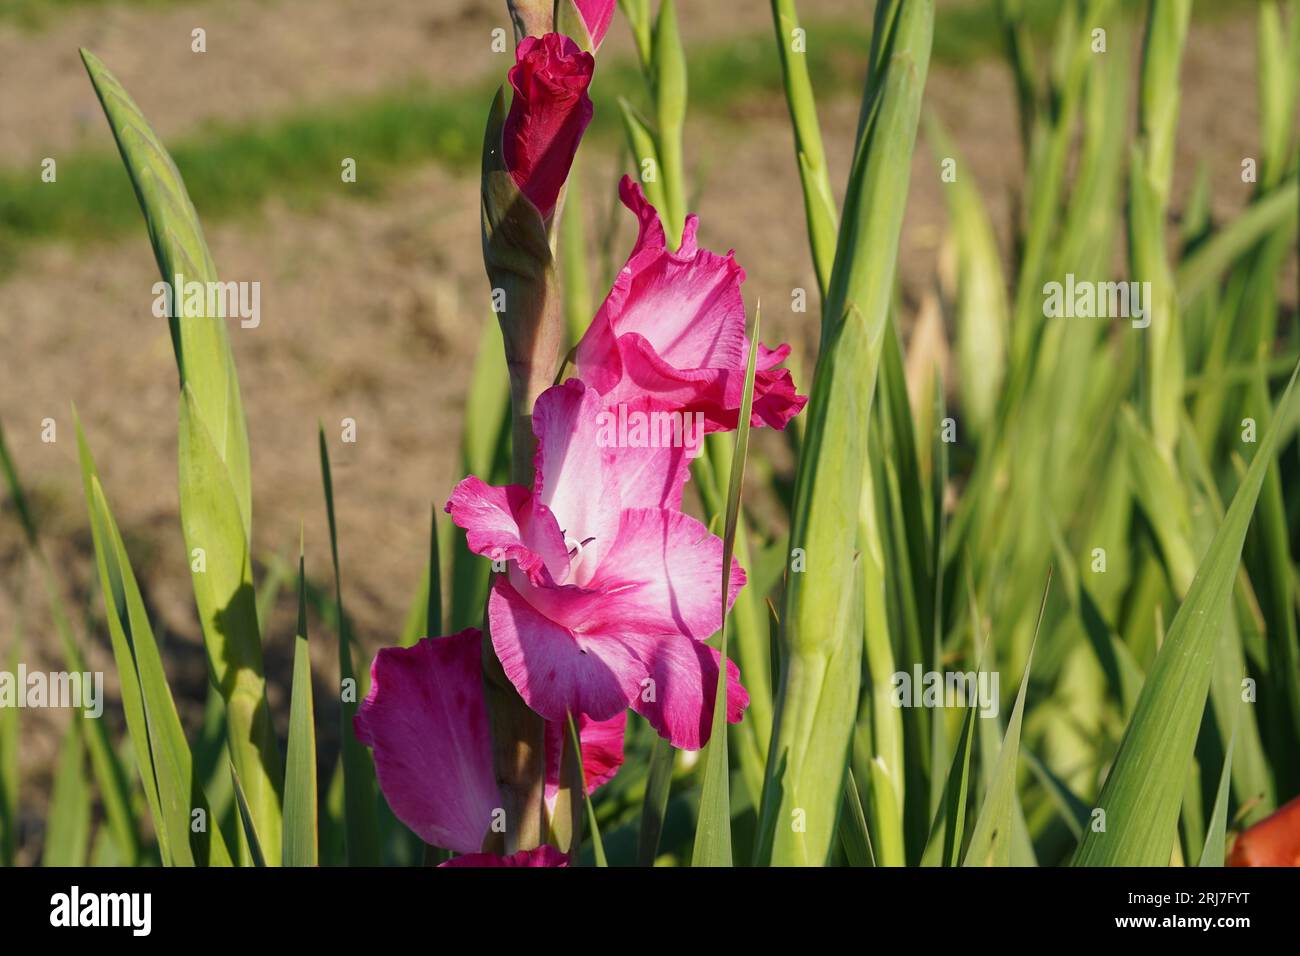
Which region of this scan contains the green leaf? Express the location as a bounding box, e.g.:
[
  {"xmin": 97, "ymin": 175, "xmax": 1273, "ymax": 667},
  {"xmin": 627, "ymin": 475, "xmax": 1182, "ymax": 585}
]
[
  {"xmin": 318, "ymin": 427, "xmax": 381, "ymax": 865},
  {"xmin": 75, "ymin": 416, "xmax": 232, "ymax": 867},
  {"xmin": 283, "ymin": 543, "xmax": 319, "ymax": 867},
  {"xmin": 230, "ymin": 761, "xmax": 267, "ymax": 868},
  {"xmin": 1024, "ymin": 748, "xmax": 1091, "ymax": 842},
  {"xmin": 0, "ymin": 419, "xmax": 38, "ymax": 546},
  {"xmin": 769, "ymin": 0, "xmax": 839, "ymax": 297},
  {"xmin": 616, "ymin": 98, "xmax": 669, "ymax": 221},
  {"xmin": 921, "ymin": 705, "xmax": 977, "ymax": 866},
  {"xmin": 81, "ymin": 47, "xmax": 279, "ymax": 862},
  {"xmin": 565, "ymin": 715, "xmax": 607, "ymax": 867},
  {"xmin": 964, "ymin": 570, "xmax": 1049, "ymax": 867},
  {"xmin": 178, "ymin": 385, "xmax": 282, "ymax": 863},
  {"xmin": 636, "ymin": 735, "xmax": 675, "ymax": 866},
  {"xmin": 839, "ymin": 769, "xmax": 877, "ymax": 867},
  {"xmin": 2, "ymin": 418, "xmax": 141, "ymax": 865},
  {"xmin": 79, "ymin": 48, "xmax": 252, "ymax": 532},
  {"xmin": 1177, "ymin": 179, "xmax": 1297, "ymax": 302},
  {"xmin": 41, "ymin": 721, "xmax": 91, "ymax": 867},
  {"xmin": 692, "ymin": 311, "xmax": 761, "ymax": 868},
  {"xmin": 0, "ymin": 630, "xmax": 17, "ymax": 867},
  {"xmin": 1074, "ymin": 364, "xmax": 1300, "ymax": 866},
  {"xmin": 762, "ymin": 0, "xmax": 933, "ymax": 867},
  {"xmin": 1199, "ymin": 714, "xmax": 1237, "ymax": 867}
]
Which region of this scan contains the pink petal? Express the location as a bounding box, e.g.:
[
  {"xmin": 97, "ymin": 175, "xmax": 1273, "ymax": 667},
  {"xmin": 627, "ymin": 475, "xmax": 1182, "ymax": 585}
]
[
  {"xmin": 503, "ymin": 34, "xmax": 595, "ymax": 218},
  {"xmin": 573, "ymin": 711, "xmax": 627, "ymax": 790},
  {"xmin": 594, "ymin": 181, "xmax": 747, "ymax": 372},
  {"xmin": 574, "ymin": 0, "xmax": 616, "ymax": 48},
  {"xmin": 579, "ymin": 508, "xmax": 745, "ymax": 641},
  {"xmin": 574, "ymin": 177, "xmax": 808, "ymax": 433},
  {"xmin": 752, "ymin": 365, "xmax": 809, "ymax": 431},
  {"xmin": 445, "ymin": 475, "xmax": 569, "ymax": 583},
  {"xmin": 543, "ymin": 711, "xmax": 628, "ymax": 805},
  {"xmin": 531, "ymin": 381, "xmax": 621, "ymax": 583},
  {"xmin": 488, "ymin": 576, "xmax": 644, "ymax": 723},
  {"xmin": 353, "ymin": 631, "xmax": 500, "ymax": 854},
  {"xmin": 622, "ymin": 635, "xmax": 750, "ymax": 750},
  {"xmin": 439, "ymin": 846, "xmax": 570, "ymax": 867},
  {"xmin": 599, "ymin": 394, "xmax": 694, "ymax": 510}
]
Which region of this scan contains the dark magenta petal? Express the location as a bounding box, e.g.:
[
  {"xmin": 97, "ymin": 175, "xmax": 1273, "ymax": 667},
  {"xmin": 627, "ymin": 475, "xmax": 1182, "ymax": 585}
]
[{"xmin": 503, "ymin": 34, "xmax": 594, "ymax": 218}]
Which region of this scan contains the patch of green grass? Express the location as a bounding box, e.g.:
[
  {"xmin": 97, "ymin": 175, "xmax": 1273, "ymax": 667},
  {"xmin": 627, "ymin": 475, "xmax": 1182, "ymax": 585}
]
[
  {"xmin": 0, "ymin": 0, "xmax": 211, "ymax": 30},
  {"xmin": 0, "ymin": 1, "xmax": 1256, "ymax": 255},
  {"xmin": 2, "ymin": 23, "xmax": 851, "ymax": 255}
]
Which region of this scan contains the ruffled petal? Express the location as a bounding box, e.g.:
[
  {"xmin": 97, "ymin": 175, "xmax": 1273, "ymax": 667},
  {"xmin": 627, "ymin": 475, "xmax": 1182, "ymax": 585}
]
[
  {"xmin": 353, "ymin": 631, "xmax": 500, "ymax": 854},
  {"xmin": 445, "ymin": 476, "xmax": 569, "ymax": 583},
  {"xmin": 574, "ymin": 177, "xmax": 808, "ymax": 433},
  {"xmin": 580, "ymin": 508, "xmax": 745, "ymax": 641},
  {"xmin": 596, "ymin": 180, "xmax": 746, "ymax": 372},
  {"xmin": 531, "ymin": 381, "xmax": 621, "ymax": 583},
  {"xmin": 621, "ymin": 636, "xmax": 750, "ymax": 750},
  {"xmin": 595, "ymin": 393, "xmax": 694, "ymax": 510},
  {"xmin": 488, "ymin": 576, "xmax": 644, "ymax": 723}
]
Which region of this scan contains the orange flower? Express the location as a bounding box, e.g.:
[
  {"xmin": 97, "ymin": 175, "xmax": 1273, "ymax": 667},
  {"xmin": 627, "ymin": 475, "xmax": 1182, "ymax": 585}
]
[{"xmin": 1228, "ymin": 796, "xmax": 1300, "ymax": 866}]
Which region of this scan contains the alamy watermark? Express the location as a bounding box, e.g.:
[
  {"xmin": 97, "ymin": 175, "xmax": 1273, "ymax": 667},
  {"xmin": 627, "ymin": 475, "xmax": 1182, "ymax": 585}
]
[
  {"xmin": 0, "ymin": 665, "xmax": 104, "ymax": 718},
  {"xmin": 50, "ymin": 886, "xmax": 151, "ymax": 936},
  {"xmin": 1042, "ymin": 273, "xmax": 1151, "ymax": 328},
  {"xmin": 152, "ymin": 272, "xmax": 261, "ymax": 328},
  {"xmin": 596, "ymin": 404, "xmax": 706, "ymax": 458},
  {"xmin": 890, "ymin": 666, "xmax": 1000, "ymax": 718}
]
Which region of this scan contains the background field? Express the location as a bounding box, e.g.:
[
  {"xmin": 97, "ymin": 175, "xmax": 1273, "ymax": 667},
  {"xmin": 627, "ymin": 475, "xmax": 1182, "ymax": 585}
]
[{"xmin": 0, "ymin": 0, "xmax": 1296, "ymax": 864}]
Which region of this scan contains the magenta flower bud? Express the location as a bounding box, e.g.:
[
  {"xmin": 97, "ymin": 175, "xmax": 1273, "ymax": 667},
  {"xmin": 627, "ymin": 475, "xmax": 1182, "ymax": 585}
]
[
  {"xmin": 572, "ymin": 0, "xmax": 616, "ymax": 48},
  {"xmin": 502, "ymin": 33, "xmax": 594, "ymax": 220},
  {"xmin": 507, "ymin": 0, "xmax": 616, "ymax": 50}
]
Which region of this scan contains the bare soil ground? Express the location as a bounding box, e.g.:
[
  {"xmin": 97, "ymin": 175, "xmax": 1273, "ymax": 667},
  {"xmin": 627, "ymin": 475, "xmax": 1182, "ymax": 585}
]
[{"xmin": 0, "ymin": 1, "xmax": 1294, "ymax": 855}]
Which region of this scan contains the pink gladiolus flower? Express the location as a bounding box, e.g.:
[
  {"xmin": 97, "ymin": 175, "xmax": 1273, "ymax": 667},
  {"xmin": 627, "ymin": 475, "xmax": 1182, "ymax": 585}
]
[
  {"xmin": 503, "ymin": 34, "xmax": 595, "ymax": 219},
  {"xmin": 446, "ymin": 379, "xmax": 750, "ymax": 750},
  {"xmin": 353, "ymin": 628, "xmax": 624, "ymax": 862},
  {"xmin": 574, "ymin": 176, "xmax": 808, "ymax": 433},
  {"xmin": 574, "ymin": 0, "xmax": 617, "ymax": 48}
]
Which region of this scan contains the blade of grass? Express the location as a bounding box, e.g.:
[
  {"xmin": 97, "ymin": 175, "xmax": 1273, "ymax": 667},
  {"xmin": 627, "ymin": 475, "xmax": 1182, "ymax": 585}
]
[
  {"xmin": 41, "ymin": 720, "xmax": 91, "ymax": 867},
  {"xmin": 839, "ymin": 769, "xmax": 877, "ymax": 867},
  {"xmin": 1074, "ymin": 363, "xmax": 1300, "ymax": 866},
  {"xmin": 81, "ymin": 49, "xmax": 281, "ymax": 861},
  {"xmin": 636, "ymin": 735, "xmax": 675, "ymax": 866},
  {"xmin": 762, "ymin": 0, "xmax": 934, "ymax": 867},
  {"xmin": 921, "ymin": 704, "xmax": 977, "ymax": 866},
  {"xmin": 0, "ymin": 628, "xmax": 17, "ymax": 866},
  {"xmin": 229, "ymin": 761, "xmax": 267, "ymax": 868},
  {"xmin": 1023, "ymin": 747, "xmax": 1090, "ymax": 842},
  {"xmin": 964, "ymin": 568, "xmax": 1050, "ymax": 866},
  {"xmin": 565, "ymin": 714, "xmax": 608, "ymax": 867},
  {"xmin": 318, "ymin": 427, "xmax": 381, "ymax": 865},
  {"xmin": 75, "ymin": 415, "xmax": 233, "ymax": 867},
  {"xmin": 1198, "ymin": 712, "xmax": 1238, "ymax": 867},
  {"xmin": 1, "ymin": 419, "xmax": 140, "ymax": 865},
  {"xmin": 769, "ymin": 0, "xmax": 839, "ymax": 296},
  {"xmin": 283, "ymin": 540, "xmax": 319, "ymax": 867},
  {"xmin": 178, "ymin": 385, "xmax": 281, "ymax": 864},
  {"xmin": 692, "ymin": 311, "xmax": 761, "ymax": 867}
]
